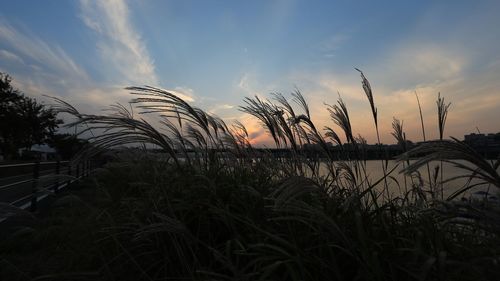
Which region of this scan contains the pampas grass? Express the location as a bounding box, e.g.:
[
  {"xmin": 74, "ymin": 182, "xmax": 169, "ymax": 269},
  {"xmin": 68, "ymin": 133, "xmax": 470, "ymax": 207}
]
[{"xmin": 1, "ymin": 72, "xmax": 498, "ymax": 281}]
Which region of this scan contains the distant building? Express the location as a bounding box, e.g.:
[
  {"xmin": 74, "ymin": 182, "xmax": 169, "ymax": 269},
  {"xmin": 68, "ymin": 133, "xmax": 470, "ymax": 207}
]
[
  {"xmin": 302, "ymin": 142, "xmax": 334, "ymax": 150},
  {"xmin": 19, "ymin": 144, "xmax": 57, "ymax": 161},
  {"xmin": 464, "ymin": 133, "xmax": 500, "ymax": 147},
  {"xmin": 463, "ymin": 132, "xmax": 500, "ymax": 158}
]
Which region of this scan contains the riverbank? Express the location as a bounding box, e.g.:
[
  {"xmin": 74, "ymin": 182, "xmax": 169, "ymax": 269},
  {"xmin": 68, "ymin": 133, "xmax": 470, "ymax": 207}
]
[{"xmin": 1, "ymin": 156, "xmax": 499, "ymax": 280}]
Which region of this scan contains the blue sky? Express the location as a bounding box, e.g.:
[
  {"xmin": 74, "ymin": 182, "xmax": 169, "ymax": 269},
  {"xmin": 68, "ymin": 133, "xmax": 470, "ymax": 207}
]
[{"xmin": 1, "ymin": 0, "xmax": 499, "ymax": 145}]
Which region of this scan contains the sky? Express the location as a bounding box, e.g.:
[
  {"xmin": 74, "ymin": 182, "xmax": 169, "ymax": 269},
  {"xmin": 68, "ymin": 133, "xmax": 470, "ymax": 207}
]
[{"xmin": 1, "ymin": 0, "xmax": 500, "ymax": 146}]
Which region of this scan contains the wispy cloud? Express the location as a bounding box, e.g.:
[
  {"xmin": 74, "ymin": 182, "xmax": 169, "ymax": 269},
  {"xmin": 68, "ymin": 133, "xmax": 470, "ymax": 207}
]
[
  {"xmin": 78, "ymin": 0, "xmax": 196, "ymax": 105},
  {"xmin": 376, "ymin": 43, "xmax": 466, "ymax": 87},
  {"xmin": 316, "ymin": 43, "xmax": 497, "ymax": 143},
  {"xmin": 0, "ymin": 21, "xmax": 132, "ymax": 116},
  {"xmin": 0, "ymin": 22, "xmax": 95, "ymax": 110},
  {"xmin": 236, "ymin": 72, "xmax": 275, "ymax": 98},
  {"xmin": 163, "ymin": 86, "xmax": 195, "ymax": 103},
  {"xmin": 0, "ymin": 4, "xmax": 193, "ymax": 119},
  {"xmin": 263, "ymin": 38, "xmax": 497, "ymax": 145},
  {"xmin": 208, "ymin": 103, "xmax": 234, "ymax": 115},
  {"xmin": 0, "ymin": 49, "xmax": 24, "ymax": 64},
  {"xmin": 237, "ymin": 73, "xmax": 250, "ymax": 92},
  {"xmin": 319, "ymin": 33, "xmax": 348, "ymax": 59},
  {"xmin": 0, "ymin": 23, "xmax": 90, "ymax": 82},
  {"xmin": 79, "ymin": 0, "xmax": 158, "ymax": 85}
]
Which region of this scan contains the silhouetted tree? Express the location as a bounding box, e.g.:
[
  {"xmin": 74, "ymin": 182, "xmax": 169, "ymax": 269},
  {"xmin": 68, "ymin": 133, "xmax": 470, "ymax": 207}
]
[
  {"xmin": 47, "ymin": 133, "xmax": 88, "ymax": 160},
  {"xmin": 0, "ymin": 72, "xmax": 61, "ymax": 159}
]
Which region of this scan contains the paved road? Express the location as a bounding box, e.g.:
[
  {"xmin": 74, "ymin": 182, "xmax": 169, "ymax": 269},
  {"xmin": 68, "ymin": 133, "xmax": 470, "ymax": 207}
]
[{"xmin": 0, "ymin": 162, "xmax": 79, "ymax": 207}]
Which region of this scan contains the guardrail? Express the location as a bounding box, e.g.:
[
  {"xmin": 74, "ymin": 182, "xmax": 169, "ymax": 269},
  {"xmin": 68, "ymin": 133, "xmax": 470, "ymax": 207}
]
[{"xmin": 0, "ymin": 160, "xmax": 93, "ymax": 212}]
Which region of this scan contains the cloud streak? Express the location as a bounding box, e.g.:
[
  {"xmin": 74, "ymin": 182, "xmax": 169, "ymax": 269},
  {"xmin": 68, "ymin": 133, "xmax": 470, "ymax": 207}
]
[
  {"xmin": 0, "ymin": 21, "xmax": 134, "ymax": 117},
  {"xmin": 0, "ymin": 2, "xmax": 193, "ymax": 117},
  {"xmin": 79, "ymin": 0, "xmax": 158, "ymax": 85},
  {"xmin": 0, "ymin": 23, "xmax": 90, "ymax": 83},
  {"xmin": 0, "ymin": 49, "xmax": 24, "ymax": 64}
]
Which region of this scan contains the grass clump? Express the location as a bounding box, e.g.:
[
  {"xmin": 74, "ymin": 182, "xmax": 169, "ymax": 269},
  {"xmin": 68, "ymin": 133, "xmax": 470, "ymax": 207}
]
[{"xmin": 1, "ymin": 72, "xmax": 499, "ymax": 280}]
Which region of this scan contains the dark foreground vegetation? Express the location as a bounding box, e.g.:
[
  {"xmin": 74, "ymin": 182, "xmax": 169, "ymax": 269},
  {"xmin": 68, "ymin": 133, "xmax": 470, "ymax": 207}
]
[{"xmin": 1, "ymin": 71, "xmax": 499, "ymax": 280}]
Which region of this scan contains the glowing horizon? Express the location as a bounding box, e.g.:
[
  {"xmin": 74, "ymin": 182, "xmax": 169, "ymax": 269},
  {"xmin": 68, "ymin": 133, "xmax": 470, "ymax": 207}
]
[{"xmin": 1, "ymin": 1, "xmax": 499, "ymax": 146}]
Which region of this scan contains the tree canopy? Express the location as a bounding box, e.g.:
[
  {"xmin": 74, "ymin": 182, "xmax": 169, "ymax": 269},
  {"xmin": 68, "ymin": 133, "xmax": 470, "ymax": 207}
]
[
  {"xmin": 47, "ymin": 133, "xmax": 88, "ymax": 160},
  {"xmin": 0, "ymin": 72, "xmax": 61, "ymax": 159}
]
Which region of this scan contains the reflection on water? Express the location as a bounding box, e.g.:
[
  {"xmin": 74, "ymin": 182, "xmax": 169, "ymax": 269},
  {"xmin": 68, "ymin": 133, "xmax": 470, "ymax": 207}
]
[{"xmin": 318, "ymin": 160, "xmax": 499, "ymax": 200}]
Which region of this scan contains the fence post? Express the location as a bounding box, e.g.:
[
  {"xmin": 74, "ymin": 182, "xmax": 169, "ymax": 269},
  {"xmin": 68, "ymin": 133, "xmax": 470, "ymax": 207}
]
[
  {"xmin": 30, "ymin": 161, "xmax": 40, "ymax": 212},
  {"xmin": 67, "ymin": 162, "xmax": 72, "ymax": 185},
  {"xmin": 76, "ymin": 163, "xmax": 80, "ymax": 179},
  {"xmin": 54, "ymin": 160, "xmax": 61, "ymax": 192},
  {"xmin": 54, "ymin": 160, "xmax": 60, "ymax": 193}
]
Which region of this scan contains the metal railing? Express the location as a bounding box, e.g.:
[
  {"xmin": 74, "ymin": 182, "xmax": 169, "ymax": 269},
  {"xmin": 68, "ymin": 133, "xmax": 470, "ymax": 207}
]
[{"xmin": 0, "ymin": 160, "xmax": 93, "ymax": 212}]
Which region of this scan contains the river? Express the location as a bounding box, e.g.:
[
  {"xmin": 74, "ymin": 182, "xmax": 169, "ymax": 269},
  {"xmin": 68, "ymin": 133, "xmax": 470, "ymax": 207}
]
[{"xmin": 316, "ymin": 159, "xmax": 499, "ymax": 201}]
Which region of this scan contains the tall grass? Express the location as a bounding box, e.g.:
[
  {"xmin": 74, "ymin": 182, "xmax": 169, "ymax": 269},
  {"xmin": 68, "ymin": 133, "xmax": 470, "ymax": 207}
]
[
  {"xmin": 1, "ymin": 73, "xmax": 499, "ymax": 281},
  {"xmin": 437, "ymin": 93, "xmax": 452, "ymax": 199},
  {"xmin": 391, "ymin": 117, "xmax": 409, "ymax": 196},
  {"xmin": 414, "ymin": 91, "xmax": 434, "ymax": 198},
  {"xmin": 356, "ymin": 68, "xmax": 390, "ymax": 201}
]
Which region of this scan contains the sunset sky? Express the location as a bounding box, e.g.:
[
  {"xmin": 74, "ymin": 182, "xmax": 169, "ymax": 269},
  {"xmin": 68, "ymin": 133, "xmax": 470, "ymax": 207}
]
[{"xmin": 1, "ymin": 0, "xmax": 499, "ymax": 145}]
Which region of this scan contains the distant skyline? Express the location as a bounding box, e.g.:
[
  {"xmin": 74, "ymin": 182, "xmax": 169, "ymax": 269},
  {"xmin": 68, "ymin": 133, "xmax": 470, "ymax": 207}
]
[{"xmin": 1, "ymin": 0, "xmax": 500, "ymax": 146}]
